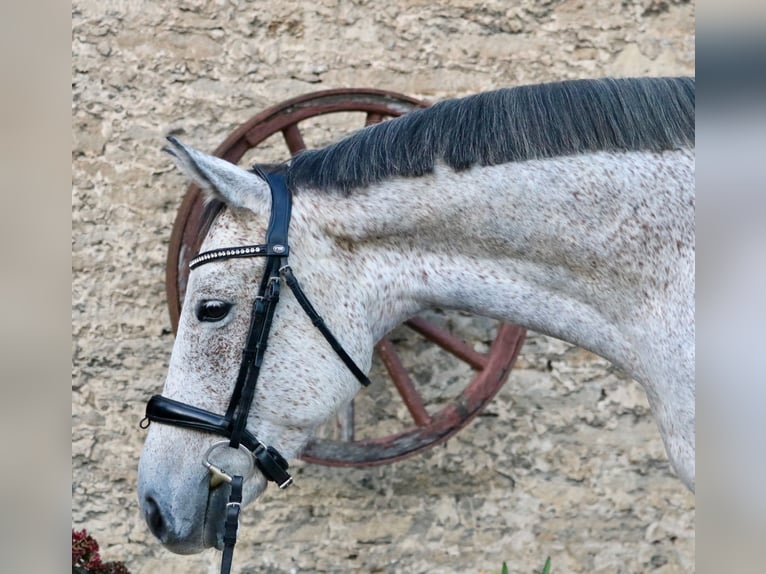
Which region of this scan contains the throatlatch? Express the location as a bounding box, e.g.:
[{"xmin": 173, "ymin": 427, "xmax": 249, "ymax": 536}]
[{"xmin": 141, "ymin": 162, "xmax": 370, "ymax": 574}]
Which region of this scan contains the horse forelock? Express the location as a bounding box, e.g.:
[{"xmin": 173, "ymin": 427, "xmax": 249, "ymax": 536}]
[{"xmin": 285, "ymin": 76, "xmax": 695, "ymax": 194}]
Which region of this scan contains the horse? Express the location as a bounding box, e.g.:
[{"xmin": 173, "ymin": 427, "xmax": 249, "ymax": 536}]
[{"xmin": 138, "ymin": 77, "xmax": 695, "ymax": 561}]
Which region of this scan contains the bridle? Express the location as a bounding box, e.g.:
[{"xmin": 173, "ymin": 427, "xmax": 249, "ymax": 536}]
[{"xmin": 140, "ymin": 167, "xmax": 370, "ymax": 574}]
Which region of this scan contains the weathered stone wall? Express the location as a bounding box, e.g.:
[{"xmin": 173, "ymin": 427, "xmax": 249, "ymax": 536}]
[{"xmin": 72, "ymin": 1, "xmax": 695, "ymax": 572}]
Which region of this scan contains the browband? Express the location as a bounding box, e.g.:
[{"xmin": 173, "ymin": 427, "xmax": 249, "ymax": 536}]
[{"xmin": 190, "ymin": 244, "xmax": 286, "ymax": 269}]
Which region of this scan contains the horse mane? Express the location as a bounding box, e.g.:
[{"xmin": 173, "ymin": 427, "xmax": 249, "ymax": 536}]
[{"xmin": 284, "ymin": 77, "xmax": 695, "ymax": 195}]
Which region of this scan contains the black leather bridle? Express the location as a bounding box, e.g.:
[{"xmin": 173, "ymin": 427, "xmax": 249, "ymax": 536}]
[{"xmin": 140, "ymin": 167, "xmax": 370, "ymax": 574}]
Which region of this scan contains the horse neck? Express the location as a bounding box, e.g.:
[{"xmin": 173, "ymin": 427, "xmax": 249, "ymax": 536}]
[{"xmin": 313, "ymin": 149, "xmax": 695, "ymax": 383}]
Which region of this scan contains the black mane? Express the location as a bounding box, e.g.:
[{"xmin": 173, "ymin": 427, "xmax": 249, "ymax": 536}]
[{"xmin": 283, "ymin": 77, "xmax": 695, "ymax": 194}]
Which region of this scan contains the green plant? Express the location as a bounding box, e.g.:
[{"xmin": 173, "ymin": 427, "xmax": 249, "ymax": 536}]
[
  {"xmin": 72, "ymin": 529, "xmax": 131, "ymax": 574},
  {"xmin": 491, "ymin": 556, "xmax": 551, "ymax": 574}
]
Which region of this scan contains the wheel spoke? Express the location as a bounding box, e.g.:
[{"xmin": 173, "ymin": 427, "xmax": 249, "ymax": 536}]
[
  {"xmin": 337, "ymin": 400, "xmax": 355, "ymax": 442},
  {"xmin": 282, "ymin": 123, "xmax": 306, "ymax": 155},
  {"xmin": 404, "ymin": 317, "xmax": 489, "ymax": 370},
  {"xmin": 365, "ymin": 112, "xmax": 384, "ymax": 126},
  {"xmin": 376, "ymin": 338, "xmax": 432, "ymax": 427}
]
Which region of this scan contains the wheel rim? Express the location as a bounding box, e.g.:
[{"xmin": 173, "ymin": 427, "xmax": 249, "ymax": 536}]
[{"xmin": 164, "ymin": 88, "xmax": 527, "ymax": 467}]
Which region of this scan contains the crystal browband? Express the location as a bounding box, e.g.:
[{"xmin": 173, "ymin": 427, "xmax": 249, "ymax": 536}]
[{"xmin": 189, "ymin": 243, "xmax": 289, "ymax": 269}]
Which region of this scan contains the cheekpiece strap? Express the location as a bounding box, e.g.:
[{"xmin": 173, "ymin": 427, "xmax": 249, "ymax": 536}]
[
  {"xmin": 189, "ymin": 170, "xmax": 292, "ymax": 270},
  {"xmin": 263, "ymin": 171, "xmax": 291, "ymax": 247}
]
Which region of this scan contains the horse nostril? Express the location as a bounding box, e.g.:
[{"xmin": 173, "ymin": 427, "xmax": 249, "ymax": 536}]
[{"xmin": 144, "ymin": 495, "xmax": 167, "ymax": 540}]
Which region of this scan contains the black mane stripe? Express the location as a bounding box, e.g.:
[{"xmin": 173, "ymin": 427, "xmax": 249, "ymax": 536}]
[{"xmin": 283, "ymin": 77, "xmax": 695, "ymax": 194}]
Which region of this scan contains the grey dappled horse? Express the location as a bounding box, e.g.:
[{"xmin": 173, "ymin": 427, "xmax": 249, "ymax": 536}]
[{"xmin": 139, "ymin": 77, "xmax": 695, "ymax": 554}]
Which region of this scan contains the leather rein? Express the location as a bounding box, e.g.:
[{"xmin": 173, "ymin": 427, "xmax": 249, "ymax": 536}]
[{"xmin": 140, "ymin": 168, "xmax": 370, "ymax": 574}]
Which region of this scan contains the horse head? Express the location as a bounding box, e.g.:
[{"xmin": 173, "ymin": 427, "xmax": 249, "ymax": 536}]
[{"xmin": 137, "ymin": 139, "xmax": 377, "ymax": 553}]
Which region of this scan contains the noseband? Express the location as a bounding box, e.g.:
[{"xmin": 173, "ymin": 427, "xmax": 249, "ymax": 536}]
[{"xmin": 140, "ymin": 167, "xmax": 370, "ymax": 573}]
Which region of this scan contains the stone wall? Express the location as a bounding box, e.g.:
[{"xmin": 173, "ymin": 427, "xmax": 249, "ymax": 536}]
[{"xmin": 72, "ymin": 1, "xmax": 695, "ymax": 572}]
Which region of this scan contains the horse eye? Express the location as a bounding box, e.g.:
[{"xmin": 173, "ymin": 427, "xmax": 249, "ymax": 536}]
[{"xmin": 195, "ymin": 300, "xmax": 232, "ymax": 322}]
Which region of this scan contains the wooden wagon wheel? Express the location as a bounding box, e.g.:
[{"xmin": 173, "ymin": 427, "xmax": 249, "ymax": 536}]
[{"xmin": 165, "ymin": 88, "xmax": 527, "ymax": 467}]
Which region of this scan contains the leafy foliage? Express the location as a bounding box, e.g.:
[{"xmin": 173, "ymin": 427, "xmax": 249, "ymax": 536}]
[{"xmin": 72, "ymin": 529, "xmax": 131, "ymax": 574}]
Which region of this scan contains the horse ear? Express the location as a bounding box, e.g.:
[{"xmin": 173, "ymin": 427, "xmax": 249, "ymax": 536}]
[{"xmin": 162, "ymin": 136, "xmax": 269, "ymax": 211}]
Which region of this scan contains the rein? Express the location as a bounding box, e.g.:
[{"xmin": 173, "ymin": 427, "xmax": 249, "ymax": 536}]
[{"xmin": 140, "ymin": 168, "xmax": 370, "ymax": 574}]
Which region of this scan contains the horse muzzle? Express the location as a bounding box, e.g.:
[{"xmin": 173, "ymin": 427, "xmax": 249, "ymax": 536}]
[
  {"xmin": 138, "ymin": 424, "xmax": 264, "ymax": 554},
  {"xmin": 139, "ymin": 469, "xmax": 255, "ymax": 554}
]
